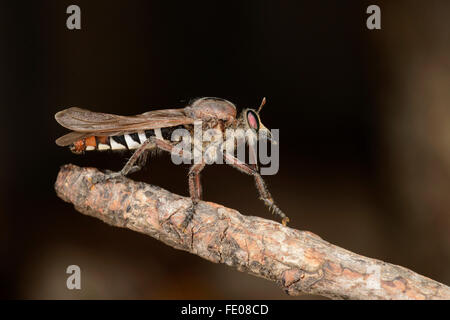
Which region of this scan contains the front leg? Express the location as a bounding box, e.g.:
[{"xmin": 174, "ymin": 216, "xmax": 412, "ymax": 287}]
[{"xmin": 223, "ymin": 153, "xmax": 289, "ymax": 225}]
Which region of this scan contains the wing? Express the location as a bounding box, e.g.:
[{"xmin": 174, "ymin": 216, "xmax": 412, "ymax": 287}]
[
  {"xmin": 55, "ymin": 131, "xmax": 91, "ymax": 146},
  {"xmin": 55, "ymin": 107, "xmax": 195, "ymax": 132},
  {"xmin": 55, "ymin": 131, "xmax": 125, "ymax": 146},
  {"xmin": 55, "ymin": 107, "xmax": 196, "ymax": 146}
]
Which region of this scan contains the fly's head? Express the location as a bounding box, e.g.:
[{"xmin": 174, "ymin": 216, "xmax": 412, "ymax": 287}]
[{"xmin": 238, "ymin": 97, "xmax": 276, "ymax": 144}]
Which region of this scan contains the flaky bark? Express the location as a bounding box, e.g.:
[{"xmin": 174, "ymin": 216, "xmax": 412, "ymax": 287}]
[{"xmin": 55, "ymin": 164, "xmax": 450, "ymax": 300}]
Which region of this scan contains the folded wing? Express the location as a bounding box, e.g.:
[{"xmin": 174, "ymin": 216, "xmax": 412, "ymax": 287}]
[{"xmin": 55, "ymin": 107, "xmax": 195, "ymax": 146}]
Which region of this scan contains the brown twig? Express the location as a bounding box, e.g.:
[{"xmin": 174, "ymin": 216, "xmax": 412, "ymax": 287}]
[{"xmin": 55, "ymin": 164, "xmax": 450, "ymax": 300}]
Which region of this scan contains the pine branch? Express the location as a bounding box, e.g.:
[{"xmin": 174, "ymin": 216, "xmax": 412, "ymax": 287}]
[{"xmin": 55, "ymin": 164, "xmax": 450, "ymax": 300}]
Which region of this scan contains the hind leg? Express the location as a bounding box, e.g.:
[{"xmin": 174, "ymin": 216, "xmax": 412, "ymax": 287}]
[{"xmin": 92, "ymin": 138, "xmax": 155, "ymax": 183}]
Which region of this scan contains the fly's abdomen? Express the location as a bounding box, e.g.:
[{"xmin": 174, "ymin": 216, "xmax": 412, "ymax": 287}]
[
  {"xmin": 69, "ymin": 127, "xmax": 185, "ymax": 154},
  {"xmin": 70, "ymin": 131, "xmax": 154, "ymax": 153}
]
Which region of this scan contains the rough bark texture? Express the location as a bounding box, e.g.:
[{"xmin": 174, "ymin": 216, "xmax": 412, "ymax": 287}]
[{"xmin": 55, "ymin": 164, "xmax": 450, "ymax": 300}]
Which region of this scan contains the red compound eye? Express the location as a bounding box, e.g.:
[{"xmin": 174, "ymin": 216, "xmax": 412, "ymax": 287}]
[{"xmin": 247, "ymin": 110, "xmax": 259, "ymax": 130}]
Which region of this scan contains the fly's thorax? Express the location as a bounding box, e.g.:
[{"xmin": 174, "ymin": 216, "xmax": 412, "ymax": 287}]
[{"xmin": 185, "ymin": 97, "xmax": 237, "ymax": 125}]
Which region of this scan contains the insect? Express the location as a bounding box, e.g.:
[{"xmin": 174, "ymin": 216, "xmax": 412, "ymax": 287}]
[{"xmin": 55, "ymin": 97, "xmax": 289, "ymax": 226}]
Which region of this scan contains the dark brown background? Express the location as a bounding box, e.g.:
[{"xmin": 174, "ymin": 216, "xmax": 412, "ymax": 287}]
[{"xmin": 1, "ymin": 1, "xmax": 449, "ymax": 299}]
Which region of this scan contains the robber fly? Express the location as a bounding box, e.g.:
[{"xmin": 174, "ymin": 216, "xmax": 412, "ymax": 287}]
[{"xmin": 55, "ymin": 97, "xmax": 289, "ymax": 225}]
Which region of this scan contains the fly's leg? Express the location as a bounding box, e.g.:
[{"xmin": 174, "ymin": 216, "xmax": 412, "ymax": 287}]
[
  {"xmin": 183, "ymin": 162, "xmax": 205, "ymax": 230},
  {"xmin": 150, "ymin": 138, "xmax": 201, "ymax": 230},
  {"xmin": 92, "ymin": 138, "xmax": 155, "ymax": 183},
  {"xmin": 223, "ymin": 153, "xmax": 289, "ymax": 225},
  {"xmin": 93, "ymin": 136, "xmax": 188, "ymax": 184},
  {"xmin": 248, "ymin": 139, "xmax": 259, "ymax": 172},
  {"xmin": 188, "ymin": 163, "xmax": 205, "ymax": 202}
]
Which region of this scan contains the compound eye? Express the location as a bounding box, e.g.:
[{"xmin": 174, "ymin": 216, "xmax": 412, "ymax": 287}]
[{"xmin": 247, "ymin": 110, "xmax": 259, "ymax": 131}]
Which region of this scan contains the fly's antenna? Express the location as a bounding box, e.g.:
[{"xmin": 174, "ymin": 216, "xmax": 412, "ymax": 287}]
[{"xmin": 257, "ymin": 97, "xmax": 266, "ymax": 114}]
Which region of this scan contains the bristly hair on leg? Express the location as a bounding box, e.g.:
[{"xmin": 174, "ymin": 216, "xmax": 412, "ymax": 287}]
[
  {"xmin": 152, "ymin": 148, "xmax": 164, "ymax": 158},
  {"xmin": 137, "ymin": 149, "xmax": 150, "ymax": 168}
]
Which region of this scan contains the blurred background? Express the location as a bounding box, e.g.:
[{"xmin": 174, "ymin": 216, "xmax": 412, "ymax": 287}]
[{"xmin": 1, "ymin": 0, "xmax": 449, "ymax": 299}]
